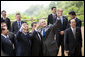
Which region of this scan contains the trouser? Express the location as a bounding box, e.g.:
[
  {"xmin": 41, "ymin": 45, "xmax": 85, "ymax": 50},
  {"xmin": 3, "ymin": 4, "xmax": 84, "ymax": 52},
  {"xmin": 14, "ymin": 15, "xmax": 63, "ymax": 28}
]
[
  {"xmin": 56, "ymin": 35, "xmax": 65, "ymax": 56},
  {"xmin": 68, "ymin": 46, "xmax": 82, "ymax": 56}
]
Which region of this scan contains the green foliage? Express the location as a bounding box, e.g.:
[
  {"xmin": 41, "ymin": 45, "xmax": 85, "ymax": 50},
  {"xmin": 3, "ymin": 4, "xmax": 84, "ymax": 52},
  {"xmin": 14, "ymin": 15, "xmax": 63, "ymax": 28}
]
[{"xmin": 8, "ymin": 1, "xmax": 84, "ymax": 28}]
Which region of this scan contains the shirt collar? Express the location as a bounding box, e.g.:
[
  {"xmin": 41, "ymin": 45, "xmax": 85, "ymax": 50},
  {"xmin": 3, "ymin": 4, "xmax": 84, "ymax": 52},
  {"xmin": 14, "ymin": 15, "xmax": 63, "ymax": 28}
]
[
  {"xmin": 57, "ymin": 16, "xmax": 62, "ymax": 20},
  {"xmin": 71, "ymin": 27, "xmax": 76, "ymax": 31},
  {"xmin": 17, "ymin": 20, "xmax": 21, "ymax": 23},
  {"xmin": 2, "ymin": 17, "xmax": 7, "ymax": 19},
  {"xmin": 1, "ymin": 34, "xmax": 9, "ymax": 38},
  {"xmin": 52, "ymin": 13, "xmax": 56, "ymax": 16}
]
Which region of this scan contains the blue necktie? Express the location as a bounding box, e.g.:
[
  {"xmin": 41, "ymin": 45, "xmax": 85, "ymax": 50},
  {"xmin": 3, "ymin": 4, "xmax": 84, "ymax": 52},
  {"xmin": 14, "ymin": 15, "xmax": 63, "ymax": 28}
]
[
  {"xmin": 18, "ymin": 22, "xmax": 21, "ymax": 29},
  {"xmin": 43, "ymin": 29, "xmax": 46, "ymax": 39}
]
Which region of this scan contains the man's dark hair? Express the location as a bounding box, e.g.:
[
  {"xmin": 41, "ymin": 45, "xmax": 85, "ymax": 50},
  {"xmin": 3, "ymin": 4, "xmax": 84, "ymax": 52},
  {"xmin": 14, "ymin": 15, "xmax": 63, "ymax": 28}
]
[
  {"xmin": 51, "ymin": 7, "xmax": 56, "ymax": 10},
  {"xmin": 16, "ymin": 13, "xmax": 21, "ymax": 15},
  {"xmin": 1, "ymin": 10, "xmax": 6, "ymax": 14},
  {"xmin": 69, "ymin": 11, "xmax": 76, "ymax": 16},
  {"xmin": 31, "ymin": 22, "xmax": 37, "ymax": 27},
  {"xmin": 1, "ymin": 21, "xmax": 6, "ymax": 24}
]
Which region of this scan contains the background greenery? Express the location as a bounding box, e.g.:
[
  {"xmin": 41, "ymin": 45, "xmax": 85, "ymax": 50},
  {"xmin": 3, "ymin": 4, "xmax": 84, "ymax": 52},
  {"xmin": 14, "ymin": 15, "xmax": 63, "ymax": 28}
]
[{"xmin": 7, "ymin": 1, "xmax": 84, "ymax": 30}]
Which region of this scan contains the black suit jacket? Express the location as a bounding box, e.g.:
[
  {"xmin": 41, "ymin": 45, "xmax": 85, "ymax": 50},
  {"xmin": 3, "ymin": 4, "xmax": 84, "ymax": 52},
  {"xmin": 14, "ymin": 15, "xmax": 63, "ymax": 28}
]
[
  {"xmin": 67, "ymin": 18, "xmax": 82, "ymax": 28},
  {"xmin": 31, "ymin": 31, "xmax": 43, "ymax": 56},
  {"xmin": 47, "ymin": 14, "xmax": 57, "ymax": 25},
  {"xmin": 1, "ymin": 35, "xmax": 14, "ymax": 56},
  {"xmin": 8, "ymin": 32, "xmax": 15, "ymax": 44},
  {"xmin": 64, "ymin": 27, "xmax": 82, "ymax": 53},
  {"xmin": 58, "ymin": 16, "xmax": 68, "ymax": 31},
  {"xmin": 11, "ymin": 21, "xmax": 26, "ymax": 34},
  {"xmin": 1, "ymin": 18, "xmax": 11, "ymax": 31},
  {"xmin": 8, "ymin": 32, "xmax": 16, "ymax": 55},
  {"xmin": 56, "ymin": 16, "xmax": 68, "ymax": 39}
]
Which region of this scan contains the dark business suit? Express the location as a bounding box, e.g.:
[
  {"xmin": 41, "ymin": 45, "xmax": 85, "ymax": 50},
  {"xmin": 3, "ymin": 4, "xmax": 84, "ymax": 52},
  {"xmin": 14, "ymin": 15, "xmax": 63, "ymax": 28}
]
[
  {"xmin": 56, "ymin": 16, "xmax": 68, "ymax": 56},
  {"xmin": 11, "ymin": 21, "xmax": 26, "ymax": 34},
  {"xmin": 64, "ymin": 27, "xmax": 82, "ymax": 56},
  {"xmin": 15, "ymin": 31, "xmax": 31, "ymax": 56},
  {"xmin": 1, "ymin": 18, "xmax": 11, "ymax": 31},
  {"xmin": 1, "ymin": 35, "xmax": 14, "ymax": 56},
  {"xmin": 31, "ymin": 31, "xmax": 43, "ymax": 56},
  {"xmin": 67, "ymin": 18, "xmax": 82, "ymax": 28},
  {"xmin": 8, "ymin": 32, "xmax": 15, "ymax": 44},
  {"xmin": 47, "ymin": 14, "xmax": 57, "ymax": 25},
  {"xmin": 8, "ymin": 32, "xmax": 16, "ymax": 55},
  {"xmin": 15, "ymin": 30, "xmax": 37, "ymax": 56},
  {"xmin": 39, "ymin": 20, "xmax": 60, "ymax": 56}
]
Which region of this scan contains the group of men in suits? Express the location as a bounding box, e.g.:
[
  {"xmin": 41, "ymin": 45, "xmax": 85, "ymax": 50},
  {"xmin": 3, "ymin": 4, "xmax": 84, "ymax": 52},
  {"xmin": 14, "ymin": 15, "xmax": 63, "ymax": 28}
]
[
  {"xmin": 1, "ymin": 7, "xmax": 82, "ymax": 56},
  {"xmin": 47, "ymin": 7, "xmax": 82, "ymax": 56}
]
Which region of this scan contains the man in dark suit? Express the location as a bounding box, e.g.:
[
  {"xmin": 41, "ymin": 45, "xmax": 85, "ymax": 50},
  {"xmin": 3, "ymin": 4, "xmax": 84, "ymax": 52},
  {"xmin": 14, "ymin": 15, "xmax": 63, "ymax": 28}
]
[
  {"xmin": 15, "ymin": 23, "xmax": 37, "ymax": 56},
  {"xmin": 1, "ymin": 22, "xmax": 16, "ymax": 55},
  {"xmin": 47, "ymin": 7, "xmax": 57, "ymax": 25},
  {"xmin": 1, "ymin": 27, "xmax": 14, "ymax": 56},
  {"xmin": 38, "ymin": 19, "xmax": 60, "ymax": 56},
  {"xmin": 67, "ymin": 11, "xmax": 82, "ymax": 28},
  {"xmin": 31, "ymin": 22, "xmax": 43, "ymax": 56},
  {"xmin": 11, "ymin": 13, "xmax": 26, "ymax": 34},
  {"xmin": 56, "ymin": 8, "xmax": 68, "ymax": 56},
  {"xmin": 64, "ymin": 19, "xmax": 82, "ymax": 56},
  {"xmin": 1, "ymin": 10, "xmax": 11, "ymax": 31}
]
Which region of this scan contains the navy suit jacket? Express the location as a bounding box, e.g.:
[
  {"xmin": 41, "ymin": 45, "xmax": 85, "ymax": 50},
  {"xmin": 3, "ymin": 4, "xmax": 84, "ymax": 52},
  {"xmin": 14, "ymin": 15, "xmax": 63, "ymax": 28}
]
[
  {"xmin": 15, "ymin": 30, "xmax": 37, "ymax": 56},
  {"xmin": 1, "ymin": 35, "xmax": 14, "ymax": 56}
]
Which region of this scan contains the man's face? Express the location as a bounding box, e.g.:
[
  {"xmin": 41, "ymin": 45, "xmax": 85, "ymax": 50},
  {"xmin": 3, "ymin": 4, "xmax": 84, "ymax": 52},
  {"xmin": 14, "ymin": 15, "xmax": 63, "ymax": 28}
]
[
  {"xmin": 40, "ymin": 19, "xmax": 47, "ymax": 28},
  {"xmin": 2, "ymin": 12, "xmax": 6, "ymax": 17},
  {"xmin": 69, "ymin": 15, "xmax": 75, "ymax": 19},
  {"xmin": 16, "ymin": 15, "xmax": 21, "ymax": 21},
  {"xmin": 32, "ymin": 23, "xmax": 37, "ymax": 29},
  {"xmin": 52, "ymin": 8, "xmax": 56, "ymax": 14},
  {"xmin": 70, "ymin": 20, "xmax": 76, "ymax": 28},
  {"xmin": 22, "ymin": 23, "xmax": 29, "ymax": 33},
  {"xmin": 3, "ymin": 27, "xmax": 9, "ymax": 35},
  {"xmin": 57, "ymin": 9, "xmax": 63, "ymax": 17}
]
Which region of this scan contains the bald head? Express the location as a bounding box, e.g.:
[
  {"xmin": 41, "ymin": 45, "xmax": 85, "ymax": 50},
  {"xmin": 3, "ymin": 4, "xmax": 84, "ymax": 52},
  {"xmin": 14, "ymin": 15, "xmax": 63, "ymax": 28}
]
[
  {"xmin": 70, "ymin": 19, "xmax": 76, "ymax": 28},
  {"xmin": 39, "ymin": 19, "xmax": 47, "ymax": 28}
]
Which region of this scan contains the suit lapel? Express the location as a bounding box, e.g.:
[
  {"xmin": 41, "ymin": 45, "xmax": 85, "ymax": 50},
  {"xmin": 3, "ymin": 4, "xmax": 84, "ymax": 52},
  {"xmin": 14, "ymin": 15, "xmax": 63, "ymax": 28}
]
[
  {"xmin": 69, "ymin": 28, "xmax": 75, "ymax": 39},
  {"xmin": 15, "ymin": 21, "xmax": 19, "ymax": 29},
  {"xmin": 51, "ymin": 14, "xmax": 53, "ymax": 23},
  {"xmin": 70, "ymin": 28, "xmax": 76, "ymax": 39}
]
